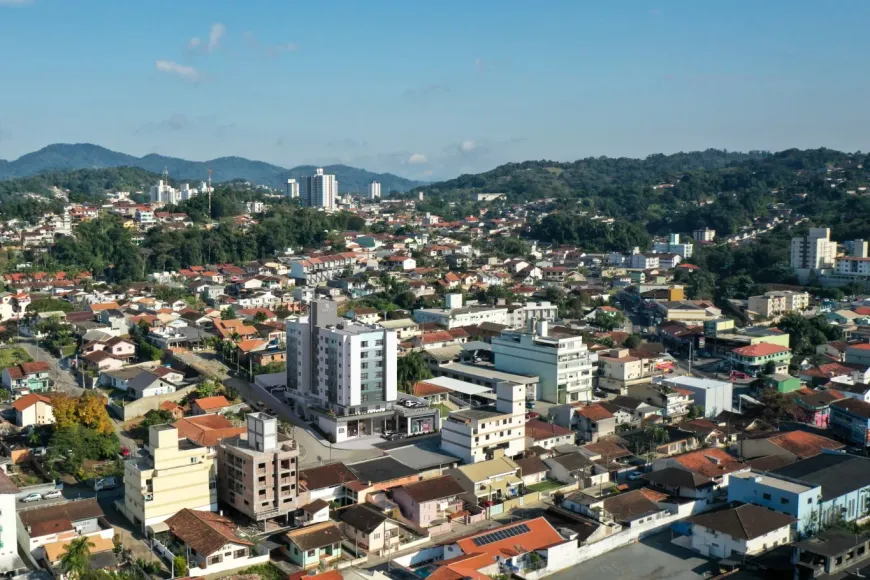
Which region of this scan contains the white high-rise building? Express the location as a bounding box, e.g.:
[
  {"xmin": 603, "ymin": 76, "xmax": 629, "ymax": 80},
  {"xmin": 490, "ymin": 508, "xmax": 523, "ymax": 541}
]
[
  {"xmin": 492, "ymin": 320, "xmax": 596, "ymax": 404},
  {"xmin": 149, "ymin": 180, "xmax": 181, "ymax": 204},
  {"xmin": 791, "ymin": 228, "xmax": 836, "ymax": 271},
  {"xmin": 368, "ymin": 181, "xmax": 381, "ymax": 200},
  {"xmin": 286, "ymin": 179, "xmax": 300, "ymax": 199},
  {"xmin": 302, "ymin": 168, "xmax": 337, "ymax": 209},
  {"xmin": 285, "ymin": 301, "xmax": 427, "ymax": 443}
]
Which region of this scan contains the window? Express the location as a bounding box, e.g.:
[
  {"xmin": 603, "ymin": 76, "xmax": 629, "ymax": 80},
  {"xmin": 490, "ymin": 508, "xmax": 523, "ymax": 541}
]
[
  {"xmin": 374, "ymin": 533, "xmax": 381, "ymax": 539},
  {"xmin": 807, "ymin": 498, "xmax": 813, "ymax": 504},
  {"xmin": 780, "ymin": 498, "xmax": 790, "ymax": 505},
  {"xmin": 762, "ymin": 493, "xmax": 771, "ymax": 500},
  {"xmin": 234, "ymin": 549, "xmax": 247, "ymax": 559},
  {"xmin": 308, "ymin": 550, "xmax": 316, "ymax": 557},
  {"xmin": 361, "ymin": 341, "xmax": 369, "ymax": 348}
]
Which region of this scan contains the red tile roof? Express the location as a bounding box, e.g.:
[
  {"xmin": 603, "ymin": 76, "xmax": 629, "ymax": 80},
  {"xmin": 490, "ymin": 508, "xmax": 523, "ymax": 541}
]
[
  {"xmin": 192, "ymin": 395, "xmax": 231, "ymax": 411},
  {"xmin": 412, "ymin": 381, "xmax": 451, "ymax": 397},
  {"xmin": 732, "ymin": 343, "xmax": 790, "ymax": 357},
  {"xmin": 574, "ymin": 403, "xmax": 614, "ymax": 421},
  {"xmin": 672, "ymin": 448, "xmax": 747, "ymax": 478},
  {"xmin": 173, "ymin": 414, "xmax": 244, "ymax": 446},
  {"xmin": 766, "ymin": 430, "xmax": 845, "ymax": 458},
  {"xmin": 12, "ymin": 393, "xmax": 51, "ymax": 412},
  {"xmin": 525, "ymin": 419, "xmax": 573, "ymax": 441}
]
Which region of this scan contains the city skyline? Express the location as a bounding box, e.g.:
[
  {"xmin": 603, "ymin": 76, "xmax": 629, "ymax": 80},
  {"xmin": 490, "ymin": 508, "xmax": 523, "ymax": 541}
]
[{"xmin": 3, "ymin": 1, "xmax": 870, "ymax": 180}]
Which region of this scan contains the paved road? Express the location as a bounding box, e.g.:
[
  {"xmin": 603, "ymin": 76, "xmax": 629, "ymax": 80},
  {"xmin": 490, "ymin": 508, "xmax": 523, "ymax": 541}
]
[
  {"xmin": 173, "ymin": 350, "xmax": 381, "ymax": 467},
  {"xmin": 17, "ymin": 486, "xmax": 123, "ymax": 510}
]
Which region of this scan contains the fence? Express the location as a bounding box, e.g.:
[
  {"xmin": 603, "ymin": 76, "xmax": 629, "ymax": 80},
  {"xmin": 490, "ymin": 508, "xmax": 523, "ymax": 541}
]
[{"xmin": 108, "ymin": 385, "xmax": 197, "ymax": 421}]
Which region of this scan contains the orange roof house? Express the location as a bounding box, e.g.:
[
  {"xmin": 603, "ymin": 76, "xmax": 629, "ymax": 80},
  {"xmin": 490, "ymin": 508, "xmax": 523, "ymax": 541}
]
[{"xmin": 190, "ymin": 395, "xmax": 232, "ymax": 415}]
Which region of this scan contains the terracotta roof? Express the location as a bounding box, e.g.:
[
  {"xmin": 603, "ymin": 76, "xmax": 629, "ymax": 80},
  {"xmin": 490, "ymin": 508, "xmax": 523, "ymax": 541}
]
[
  {"xmin": 515, "ymin": 455, "xmax": 548, "ymax": 476},
  {"xmin": 732, "ymin": 343, "xmax": 790, "ymax": 357},
  {"xmin": 288, "ymin": 571, "xmax": 343, "ymax": 580},
  {"xmin": 575, "ymin": 403, "xmax": 614, "ymax": 421},
  {"xmin": 412, "ymin": 381, "xmax": 451, "ymax": 397},
  {"xmin": 672, "ymin": 448, "xmax": 747, "ymax": 478},
  {"xmin": 525, "ymin": 419, "xmax": 573, "ymax": 441},
  {"xmin": 5, "ymin": 361, "xmax": 51, "ymax": 379},
  {"xmin": 687, "ymin": 503, "xmax": 795, "ymax": 540},
  {"xmin": 235, "ymin": 339, "xmax": 267, "ymax": 353},
  {"xmin": 192, "ymin": 395, "xmax": 231, "ymax": 411},
  {"xmin": 12, "ymin": 393, "xmax": 51, "ymax": 412},
  {"xmin": 165, "ymin": 509, "xmax": 252, "ymax": 557},
  {"xmin": 300, "ymin": 499, "xmax": 329, "ymax": 514},
  {"xmin": 0, "ymin": 470, "xmax": 20, "ymax": 495},
  {"xmin": 91, "ymin": 302, "xmax": 120, "ymax": 312},
  {"xmin": 582, "ymin": 440, "xmax": 631, "ymax": 459},
  {"xmin": 173, "ymin": 415, "xmax": 244, "ymax": 446},
  {"xmin": 19, "ymin": 498, "xmax": 103, "ymax": 537},
  {"xmin": 598, "ymin": 488, "xmax": 664, "ymax": 523},
  {"xmin": 766, "ymin": 430, "xmax": 844, "ymax": 458},
  {"xmin": 454, "ymin": 517, "xmax": 567, "ymax": 560},
  {"xmin": 398, "ymin": 475, "xmax": 465, "ymax": 503}
]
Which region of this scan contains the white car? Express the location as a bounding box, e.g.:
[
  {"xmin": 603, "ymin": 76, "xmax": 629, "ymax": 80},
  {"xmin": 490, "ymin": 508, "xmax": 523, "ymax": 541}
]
[
  {"xmin": 627, "ymin": 471, "xmax": 645, "ymax": 481},
  {"xmin": 42, "ymin": 490, "xmax": 62, "ymax": 500},
  {"xmin": 20, "ymin": 493, "xmax": 41, "ymax": 503}
]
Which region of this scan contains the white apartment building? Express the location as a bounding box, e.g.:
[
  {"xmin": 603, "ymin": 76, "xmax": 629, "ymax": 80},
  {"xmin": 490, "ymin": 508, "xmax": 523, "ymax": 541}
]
[
  {"xmin": 368, "ymin": 181, "xmax": 381, "ymax": 200},
  {"xmin": 693, "ymin": 228, "xmax": 716, "ymax": 242},
  {"xmin": 285, "ymin": 301, "xmax": 433, "ymax": 443},
  {"xmin": 653, "ymin": 233, "xmax": 693, "ymax": 258},
  {"xmin": 629, "ymin": 253, "xmax": 660, "ymax": 270},
  {"xmin": 835, "ymin": 256, "xmax": 870, "ymax": 276},
  {"xmin": 747, "ymin": 290, "xmax": 810, "ymax": 318},
  {"xmin": 289, "ymin": 253, "xmax": 358, "ymax": 285},
  {"xmin": 413, "ymin": 295, "xmax": 509, "ymax": 329},
  {"xmin": 302, "ymin": 168, "xmax": 338, "ymax": 209},
  {"xmin": 286, "ymin": 179, "xmax": 300, "ymax": 199},
  {"xmin": 507, "ymin": 301, "xmax": 558, "ymax": 327},
  {"xmin": 441, "ymin": 382, "xmax": 526, "ymax": 463},
  {"xmin": 791, "ymin": 227, "xmax": 836, "ymax": 272},
  {"xmin": 492, "ymin": 321, "xmax": 595, "ymax": 404}
]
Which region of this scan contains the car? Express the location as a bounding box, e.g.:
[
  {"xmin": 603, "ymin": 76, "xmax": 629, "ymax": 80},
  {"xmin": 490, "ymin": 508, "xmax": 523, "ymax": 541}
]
[
  {"xmin": 120, "ymin": 446, "xmax": 130, "ymax": 458},
  {"xmin": 41, "ymin": 490, "xmax": 62, "ymax": 500},
  {"xmin": 20, "ymin": 493, "xmax": 41, "ymax": 503},
  {"xmin": 627, "ymin": 471, "xmax": 645, "ymax": 481},
  {"xmin": 33, "ymin": 447, "xmax": 47, "ymax": 457}
]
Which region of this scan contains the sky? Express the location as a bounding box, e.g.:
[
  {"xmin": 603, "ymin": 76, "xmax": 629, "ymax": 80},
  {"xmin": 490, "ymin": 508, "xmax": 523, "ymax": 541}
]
[{"xmin": 2, "ymin": 0, "xmax": 870, "ymax": 181}]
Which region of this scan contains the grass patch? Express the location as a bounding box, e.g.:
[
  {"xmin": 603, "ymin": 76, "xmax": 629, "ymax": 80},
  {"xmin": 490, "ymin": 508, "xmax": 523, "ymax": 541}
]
[
  {"xmin": 240, "ymin": 563, "xmax": 285, "ymax": 580},
  {"xmin": 526, "ymin": 480, "xmax": 566, "ymax": 493},
  {"xmin": 434, "ymin": 403, "xmax": 452, "ymax": 418},
  {"xmin": 0, "ymin": 347, "xmax": 32, "ymax": 368}
]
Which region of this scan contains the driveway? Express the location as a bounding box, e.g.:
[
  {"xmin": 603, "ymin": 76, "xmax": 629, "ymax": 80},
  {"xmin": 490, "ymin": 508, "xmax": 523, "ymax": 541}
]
[{"xmin": 14, "ymin": 339, "xmax": 82, "ymax": 395}]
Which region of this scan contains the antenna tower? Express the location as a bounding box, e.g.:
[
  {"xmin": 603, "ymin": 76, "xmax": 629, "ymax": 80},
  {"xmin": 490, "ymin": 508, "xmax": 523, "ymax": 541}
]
[{"xmin": 208, "ymin": 168, "xmax": 213, "ymax": 218}]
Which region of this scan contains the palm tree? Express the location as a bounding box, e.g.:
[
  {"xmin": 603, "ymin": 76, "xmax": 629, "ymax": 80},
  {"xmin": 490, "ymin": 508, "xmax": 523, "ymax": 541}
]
[{"xmin": 60, "ymin": 536, "xmax": 95, "ymax": 579}]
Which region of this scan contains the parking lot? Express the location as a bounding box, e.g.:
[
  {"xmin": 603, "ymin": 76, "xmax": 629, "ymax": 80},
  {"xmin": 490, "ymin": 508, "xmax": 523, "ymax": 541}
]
[{"xmin": 550, "ymin": 531, "xmax": 715, "ymax": 580}]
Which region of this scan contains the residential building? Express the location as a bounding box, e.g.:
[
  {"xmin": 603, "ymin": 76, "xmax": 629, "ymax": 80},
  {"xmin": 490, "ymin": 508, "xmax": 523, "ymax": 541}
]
[
  {"xmin": 337, "ymin": 503, "xmax": 401, "ymax": 557},
  {"xmin": 792, "ymin": 530, "xmax": 870, "ymax": 580},
  {"xmin": 653, "ymin": 233, "xmax": 693, "ymax": 258},
  {"xmin": 392, "ymin": 475, "xmax": 466, "ymax": 532},
  {"xmin": 191, "ymin": 395, "xmax": 232, "ymax": 415},
  {"xmin": 123, "ymin": 424, "xmax": 217, "ymax": 531},
  {"xmin": 642, "ymin": 467, "xmax": 716, "ymax": 501},
  {"xmin": 297, "ymin": 463, "xmax": 359, "ymax": 507},
  {"xmin": 217, "ymin": 413, "xmax": 300, "ymax": 522},
  {"xmin": 569, "ymin": 402, "xmax": 625, "ymax": 442},
  {"xmin": 283, "ymin": 522, "xmax": 343, "ymax": 569},
  {"xmin": 301, "ymin": 168, "xmax": 337, "ymax": 209},
  {"xmin": 492, "ymin": 320, "xmax": 595, "ymax": 404},
  {"xmin": 173, "ymin": 414, "xmax": 245, "ymax": 448},
  {"xmin": 729, "ymin": 343, "xmax": 792, "ymax": 376},
  {"xmin": 448, "ymin": 453, "xmax": 523, "ymax": 509},
  {"xmin": 507, "ymin": 301, "xmax": 559, "ymax": 327},
  {"xmin": 413, "ymin": 295, "xmax": 509, "ymax": 329},
  {"xmin": 829, "ymin": 397, "xmax": 870, "ymax": 447},
  {"xmin": 0, "ymin": 471, "xmax": 22, "ymax": 574},
  {"xmin": 686, "ymin": 503, "xmax": 794, "ymax": 558},
  {"xmin": 728, "ymin": 471, "xmax": 822, "ymax": 536},
  {"xmin": 748, "ymin": 290, "xmax": 810, "ymax": 318},
  {"xmin": 846, "ymin": 343, "xmax": 870, "ymax": 367},
  {"xmin": 693, "ymin": 228, "xmax": 716, "ymax": 242},
  {"xmin": 652, "ymin": 447, "xmax": 749, "ymax": 489},
  {"xmin": 2, "ymin": 361, "xmax": 51, "ymax": 395},
  {"xmin": 161, "ymin": 509, "xmax": 267, "ymax": 577},
  {"xmin": 791, "ymin": 227, "xmax": 836, "ymax": 283},
  {"xmin": 524, "ymin": 419, "xmax": 574, "ymax": 449},
  {"xmin": 653, "ymin": 375, "xmax": 733, "ymax": 416},
  {"xmin": 596, "ymin": 347, "xmax": 665, "ymax": 392},
  {"xmin": 286, "ymin": 301, "xmax": 425, "ymax": 443},
  {"xmin": 441, "ymin": 383, "xmax": 526, "ymax": 463},
  {"xmin": 19, "ymin": 498, "xmax": 113, "ymax": 559},
  {"xmin": 12, "ymin": 393, "xmax": 54, "ymax": 428},
  {"xmin": 563, "ymin": 488, "xmax": 669, "ymax": 529},
  {"xmin": 285, "ymin": 178, "xmax": 299, "ymax": 199},
  {"xmin": 367, "ymin": 181, "xmax": 381, "ymax": 200},
  {"xmin": 625, "ymin": 382, "xmax": 693, "ymax": 422},
  {"xmin": 737, "ymin": 430, "xmax": 844, "ymax": 470}
]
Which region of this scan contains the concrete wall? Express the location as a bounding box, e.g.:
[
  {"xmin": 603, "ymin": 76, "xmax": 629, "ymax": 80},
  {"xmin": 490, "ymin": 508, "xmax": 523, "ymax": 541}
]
[{"xmin": 109, "ymin": 385, "xmax": 196, "ymax": 420}]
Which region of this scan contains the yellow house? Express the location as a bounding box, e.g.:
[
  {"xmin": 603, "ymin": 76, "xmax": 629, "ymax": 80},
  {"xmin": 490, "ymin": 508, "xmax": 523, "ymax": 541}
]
[{"xmin": 123, "ymin": 424, "xmax": 217, "ymax": 532}]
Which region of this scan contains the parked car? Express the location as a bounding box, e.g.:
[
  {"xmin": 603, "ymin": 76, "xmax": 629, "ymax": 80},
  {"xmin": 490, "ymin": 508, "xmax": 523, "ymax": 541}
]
[
  {"xmin": 627, "ymin": 471, "xmax": 645, "ymax": 481},
  {"xmin": 120, "ymin": 446, "xmax": 130, "ymax": 458},
  {"xmin": 94, "ymin": 476, "xmax": 118, "ymax": 491},
  {"xmin": 41, "ymin": 490, "xmax": 62, "ymax": 500},
  {"xmin": 20, "ymin": 493, "xmax": 41, "ymax": 503}
]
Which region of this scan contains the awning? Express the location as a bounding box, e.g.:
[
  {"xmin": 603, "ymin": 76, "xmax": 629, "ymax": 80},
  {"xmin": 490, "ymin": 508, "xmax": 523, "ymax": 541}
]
[{"xmin": 147, "ymin": 521, "xmax": 170, "ymax": 534}]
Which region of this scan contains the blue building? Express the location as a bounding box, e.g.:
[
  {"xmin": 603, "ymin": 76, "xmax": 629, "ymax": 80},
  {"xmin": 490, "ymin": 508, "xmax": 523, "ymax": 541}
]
[
  {"xmin": 829, "ymin": 398, "xmax": 870, "ymax": 448},
  {"xmin": 728, "ymin": 471, "xmax": 822, "ymax": 537}
]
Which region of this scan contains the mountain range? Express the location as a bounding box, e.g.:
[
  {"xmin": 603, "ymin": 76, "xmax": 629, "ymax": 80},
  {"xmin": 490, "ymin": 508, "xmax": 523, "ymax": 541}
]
[{"xmin": 0, "ymin": 143, "xmax": 425, "ymax": 193}]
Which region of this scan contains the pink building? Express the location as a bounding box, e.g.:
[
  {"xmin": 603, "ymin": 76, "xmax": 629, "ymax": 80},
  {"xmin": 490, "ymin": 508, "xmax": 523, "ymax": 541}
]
[{"xmin": 391, "ymin": 475, "xmax": 466, "ymax": 533}]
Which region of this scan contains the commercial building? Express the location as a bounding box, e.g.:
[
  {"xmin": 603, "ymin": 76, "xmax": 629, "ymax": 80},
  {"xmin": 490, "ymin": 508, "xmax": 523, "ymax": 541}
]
[
  {"xmin": 747, "ymin": 290, "xmax": 810, "ymax": 318},
  {"xmin": 652, "ymin": 375, "xmax": 733, "ymax": 416},
  {"xmin": 441, "ymin": 382, "xmax": 526, "ymax": 463},
  {"xmin": 367, "ymin": 181, "xmax": 381, "ymax": 200},
  {"xmin": 492, "ymin": 320, "xmax": 595, "ymax": 404},
  {"xmin": 217, "ymin": 413, "xmax": 300, "ymax": 522},
  {"xmin": 301, "ymin": 168, "xmax": 337, "ymax": 209},
  {"xmin": 123, "ymin": 424, "xmax": 217, "ymax": 532},
  {"xmin": 729, "ymin": 343, "xmax": 791, "ymax": 376}
]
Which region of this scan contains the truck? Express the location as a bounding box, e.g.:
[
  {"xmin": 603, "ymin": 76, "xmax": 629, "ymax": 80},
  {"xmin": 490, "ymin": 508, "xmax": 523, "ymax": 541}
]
[{"xmin": 94, "ymin": 477, "xmax": 118, "ymax": 491}]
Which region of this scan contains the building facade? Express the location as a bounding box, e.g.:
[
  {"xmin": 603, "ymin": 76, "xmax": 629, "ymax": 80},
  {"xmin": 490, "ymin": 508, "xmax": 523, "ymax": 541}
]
[
  {"xmin": 441, "ymin": 382, "xmax": 526, "ymax": 463},
  {"xmin": 368, "ymin": 181, "xmax": 381, "ymax": 200},
  {"xmin": 302, "ymin": 168, "xmax": 337, "ymax": 209}
]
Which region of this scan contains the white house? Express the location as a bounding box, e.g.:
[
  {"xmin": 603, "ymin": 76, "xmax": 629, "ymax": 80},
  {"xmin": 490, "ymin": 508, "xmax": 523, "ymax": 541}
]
[
  {"xmin": 686, "ymin": 503, "xmax": 795, "ymax": 559},
  {"xmin": 12, "ymin": 393, "xmax": 54, "ymax": 428}
]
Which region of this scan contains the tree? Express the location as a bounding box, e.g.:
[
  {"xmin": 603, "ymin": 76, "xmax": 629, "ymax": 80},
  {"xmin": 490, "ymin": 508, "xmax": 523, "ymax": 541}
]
[
  {"xmin": 592, "ymin": 310, "xmax": 625, "ymax": 331},
  {"xmin": 77, "ymin": 393, "xmax": 114, "ymax": 435},
  {"xmin": 173, "ymin": 555, "xmax": 188, "ymax": 577},
  {"xmin": 777, "ymin": 312, "xmax": 843, "ymax": 356},
  {"xmin": 28, "ymin": 429, "xmax": 40, "ymax": 445},
  {"xmin": 253, "ymin": 311, "xmax": 268, "ymax": 324},
  {"xmin": 26, "ymin": 297, "xmax": 74, "ymax": 314},
  {"xmin": 222, "ymin": 306, "xmax": 238, "ymax": 320},
  {"xmin": 396, "ymin": 352, "xmax": 433, "ymax": 392},
  {"xmin": 622, "ymin": 334, "xmax": 642, "ymax": 349},
  {"xmin": 196, "ymin": 380, "xmax": 217, "ymax": 398},
  {"xmin": 259, "ymin": 361, "xmax": 287, "ymax": 374},
  {"xmin": 759, "ymin": 389, "xmax": 795, "ymax": 428},
  {"xmin": 51, "ymin": 393, "xmax": 78, "ymax": 429},
  {"xmin": 60, "ymin": 536, "xmax": 95, "ymax": 579},
  {"xmin": 763, "ymin": 360, "xmax": 778, "ymax": 376}
]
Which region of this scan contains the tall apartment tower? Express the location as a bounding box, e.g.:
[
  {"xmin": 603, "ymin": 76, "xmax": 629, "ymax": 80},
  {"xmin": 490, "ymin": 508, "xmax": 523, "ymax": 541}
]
[
  {"xmin": 368, "ymin": 181, "xmax": 381, "ymax": 200},
  {"xmin": 302, "ymin": 168, "xmax": 337, "ymax": 209},
  {"xmin": 217, "ymin": 413, "xmax": 299, "ymax": 522},
  {"xmin": 791, "ymin": 228, "xmax": 837, "ymax": 270},
  {"xmin": 286, "ymin": 300, "xmax": 398, "ymax": 414},
  {"xmin": 286, "ymin": 179, "xmax": 300, "ymax": 199}
]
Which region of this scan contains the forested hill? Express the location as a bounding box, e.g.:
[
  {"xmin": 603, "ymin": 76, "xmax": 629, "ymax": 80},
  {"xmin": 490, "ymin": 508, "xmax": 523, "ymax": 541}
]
[
  {"xmin": 416, "ymin": 147, "xmax": 870, "ymax": 239},
  {"xmin": 0, "ymin": 143, "xmax": 424, "ymax": 193}
]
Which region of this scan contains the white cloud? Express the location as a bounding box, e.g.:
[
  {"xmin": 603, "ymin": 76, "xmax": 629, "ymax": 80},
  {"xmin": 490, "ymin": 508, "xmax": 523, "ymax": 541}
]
[
  {"xmin": 460, "ymin": 140, "xmax": 477, "ymax": 152},
  {"xmin": 407, "ymin": 153, "xmax": 428, "ymax": 165},
  {"xmin": 188, "ymin": 37, "xmax": 202, "ymax": 49},
  {"xmin": 208, "ymin": 22, "xmax": 225, "ymax": 52},
  {"xmin": 155, "ymin": 60, "xmax": 201, "ymax": 82}
]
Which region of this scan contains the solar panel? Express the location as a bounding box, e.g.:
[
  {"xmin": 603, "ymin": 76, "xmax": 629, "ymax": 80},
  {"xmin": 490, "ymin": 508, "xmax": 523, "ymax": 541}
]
[{"xmin": 471, "ymin": 523, "xmax": 531, "ymax": 546}]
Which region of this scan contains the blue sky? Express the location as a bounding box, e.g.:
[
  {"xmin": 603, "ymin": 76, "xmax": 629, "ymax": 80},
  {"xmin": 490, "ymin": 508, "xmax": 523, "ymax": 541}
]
[{"xmin": 1, "ymin": 0, "xmax": 869, "ymax": 180}]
